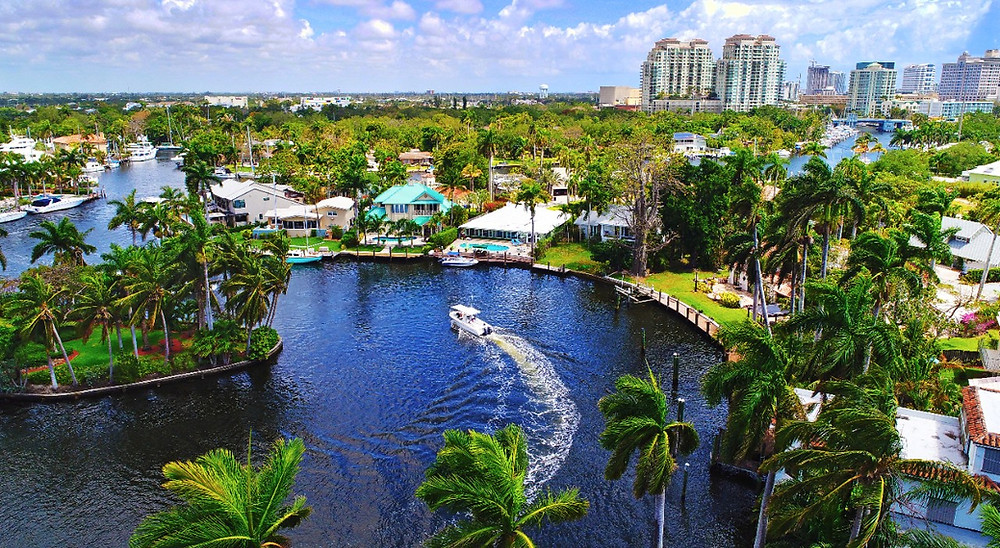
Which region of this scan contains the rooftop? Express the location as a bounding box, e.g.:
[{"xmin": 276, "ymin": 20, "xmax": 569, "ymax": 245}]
[
  {"xmin": 373, "ymin": 183, "xmax": 447, "ymax": 205},
  {"xmin": 962, "ymin": 386, "xmax": 1000, "ymax": 448},
  {"xmin": 895, "ymin": 407, "xmax": 967, "ymax": 466},
  {"xmin": 315, "ymin": 196, "xmax": 354, "ymax": 210},
  {"xmin": 461, "ymin": 203, "xmax": 569, "ymax": 237}
]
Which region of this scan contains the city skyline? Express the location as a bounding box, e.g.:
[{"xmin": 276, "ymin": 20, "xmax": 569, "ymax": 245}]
[{"xmin": 0, "ymin": 0, "xmax": 998, "ymax": 93}]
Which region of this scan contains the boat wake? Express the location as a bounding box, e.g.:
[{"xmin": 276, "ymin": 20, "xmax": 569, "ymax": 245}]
[{"xmin": 486, "ymin": 329, "xmax": 580, "ymax": 497}]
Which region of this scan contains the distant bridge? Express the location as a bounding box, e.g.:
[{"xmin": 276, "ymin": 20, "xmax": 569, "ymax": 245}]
[{"xmin": 831, "ymin": 115, "xmax": 913, "ymax": 131}]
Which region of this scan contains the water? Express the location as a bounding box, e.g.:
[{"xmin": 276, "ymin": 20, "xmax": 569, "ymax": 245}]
[
  {"xmin": 785, "ymin": 128, "xmax": 894, "ymax": 175},
  {"xmin": 460, "ymin": 242, "xmax": 510, "ymax": 252},
  {"xmin": 0, "ymin": 161, "xmax": 757, "ymax": 547},
  {"xmin": 0, "ymin": 261, "xmax": 756, "ymax": 546}
]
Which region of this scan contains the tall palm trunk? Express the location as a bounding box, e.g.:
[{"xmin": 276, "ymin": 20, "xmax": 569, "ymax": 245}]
[
  {"xmin": 977, "ymin": 225, "xmax": 999, "ymax": 301},
  {"xmin": 752, "ymin": 223, "xmax": 771, "ymax": 333},
  {"xmin": 753, "ymin": 470, "xmax": 776, "ymax": 548},
  {"xmin": 116, "ymin": 325, "xmax": 123, "ymax": 349},
  {"xmin": 160, "ymin": 309, "xmax": 171, "ymax": 362},
  {"xmin": 820, "ymin": 224, "xmax": 831, "ymax": 280},
  {"xmin": 107, "ymin": 334, "xmax": 115, "ymax": 382},
  {"xmin": 655, "ymin": 490, "xmax": 666, "ymax": 548},
  {"xmin": 51, "ymin": 324, "xmax": 78, "ymax": 386},
  {"xmin": 46, "ymin": 351, "xmax": 58, "ymax": 389},
  {"xmin": 130, "ymin": 306, "xmax": 139, "ymax": 358},
  {"xmin": 488, "ymin": 152, "xmax": 495, "ymax": 201},
  {"xmin": 799, "ymin": 238, "xmax": 809, "ymax": 313},
  {"xmin": 849, "ymin": 505, "xmax": 866, "ymax": 541},
  {"xmin": 204, "ymin": 260, "xmax": 214, "ymax": 331}
]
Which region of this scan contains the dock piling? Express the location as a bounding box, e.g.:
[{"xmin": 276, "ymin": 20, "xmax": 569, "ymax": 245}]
[{"xmin": 671, "ymin": 352, "xmax": 679, "ymax": 393}]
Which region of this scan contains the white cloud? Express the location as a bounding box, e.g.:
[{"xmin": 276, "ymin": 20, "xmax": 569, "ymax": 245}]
[
  {"xmin": 434, "ymin": 0, "xmax": 484, "ymax": 14},
  {"xmin": 299, "ymin": 19, "xmax": 315, "ymax": 39}
]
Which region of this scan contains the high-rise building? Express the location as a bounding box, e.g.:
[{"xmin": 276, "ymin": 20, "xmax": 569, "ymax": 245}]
[
  {"xmin": 806, "ymin": 62, "xmax": 831, "ymax": 94},
  {"xmin": 830, "ymin": 71, "xmax": 847, "ymax": 94},
  {"xmin": 846, "ymin": 62, "xmax": 898, "ymax": 116},
  {"xmin": 939, "ymin": 50, "xmax": 1000, "ymax": 101},
  {"xmin": 714, "ymin": 34, "xmax": 786, "ymax": 112},
  {"xmin": 900, "ymin": 63, "xmax": 936, "ymax": 93},
  {"xmin": 640, "ymin": 38, "xmax": 716, "ymax": 112},
  {"xmin": 782, "ymin": 81, "xmax": 800, "ymax": 101}
]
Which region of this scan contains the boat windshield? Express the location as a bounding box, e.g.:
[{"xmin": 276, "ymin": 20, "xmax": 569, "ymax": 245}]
[{"xmin": 31, "ymin": 197, "xmax": 57, "ymax": 206}]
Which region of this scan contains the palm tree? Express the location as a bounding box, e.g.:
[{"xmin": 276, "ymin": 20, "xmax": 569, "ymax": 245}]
[
  {"xmin": 140, "ymin": 201, "xmax": 182, "ymax": 241},
  {"xmin": 0, "ymin": 226, "xmax": 7, "ymax": 271},
  {"xmin": 223, "ymin": 254, "xmax": 271, "ymax": 352},
  {"xmin": 29, "ymin": 217, "xmax": 96, "ymax": 266},
  {"xmin": 130, "ymin": 437, "xmax": 311, "ymax": 548},
  {"xmin": 842, "ymin": 230, "xmax": 923, "ymax": 316},
  {"xmin": 599, "ymin": 371, "xmax": 699, "ymax": 548},
  {"xmin": 981, "ymin": 504, "xmax": 1000, "ymax": 545},
  {"xmin": 460, "ymin": 162, "xmax": 482, "ymax": 193},
  {"xmin": 169, "ymin": 209, "xmax": 221, "ymax": 330},
  {"xmin": 108, "ymin": 189, "xmax": 149, "ymax": 245},
  {"xmin": 477, "ymin": 127, "xmax": 498, "ymax": 200},
  {"xmin": 121, "ymin": 245, "xmax": 178, "ymax": 361},
  {"xmin": 702, "ymin": 322, "xmax": 803, "ymax": 548},
  {"xmin": 975, "ymin": 187, "xmax": 1000, "ymax": 301},
  {"xmin": 514, "ymin": 180, "xmax": 549, "ymax": 257},
  {"xmin": 261, "ymin": 254, "xmax": 291, "ymax": 328},
  {"xmin": 74, "ymin": 272, "xmax": 119, "ymax": 382},
  {"xmin": 415, "ymin": 424, "xmax": 589, "ymax": 548},
  {"xmin": 181, "ymin": 159, "xmax": 221, "ymax": 207},
  {"xmin": 762, "ymin": 389, "xmax": 988, "ymax": 546},
  {"xmin": 800, "ymin": 141, "xmax": 828, "ymax": 158},
  {"xmin": 7, "ymin": 275, "xmax": 78, "ymax": 388},
  {"xmin": 101, "ymin": 244, "xmax": 141, "ymax": 357}
]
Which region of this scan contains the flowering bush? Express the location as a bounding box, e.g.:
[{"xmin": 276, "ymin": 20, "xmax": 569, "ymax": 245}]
[{"xmin": 958, "ymin": 311, "xmax": 998, "ymax": 337}]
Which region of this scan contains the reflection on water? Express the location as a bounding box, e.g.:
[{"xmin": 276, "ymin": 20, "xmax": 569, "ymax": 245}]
[{"xmin": 0, "ymin": 262, "xmax": 757, "ymax": 547}]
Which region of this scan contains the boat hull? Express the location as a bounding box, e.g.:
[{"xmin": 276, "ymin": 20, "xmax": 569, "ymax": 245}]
[
  {"xmin": 449, "ymin": 311, "xmax": 493, "ymax": 336},
  {"xmin": 24, "ymin": 195, "xmax": 90, "ymax": 214},
  {"xmin": 0, "ymin": 210, "xmax": 27, "ymax": 223},
  {"xmin": 441, "ymin": 257, "xmax": 479, "ymax": 267},
  {"xmin": 286, "ymin": 256, "xmax": 322, "ymax": 264}
]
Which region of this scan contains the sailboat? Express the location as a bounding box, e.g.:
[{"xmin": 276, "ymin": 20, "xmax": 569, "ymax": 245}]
[
  {"xmin": 286, "ymin": 203, "xmax": 322, "ymax": 264},
  {"xmin": 159, "ymin": 105, "xmax": 183, "ymax": 154},
  {"xmin": 0, "ymin": 181, "xmax": 26, "ymax": 223}
]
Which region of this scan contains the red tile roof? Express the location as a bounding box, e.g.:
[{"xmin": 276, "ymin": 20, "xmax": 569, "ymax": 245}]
[
  {"xmin": 963, "ymin": 386, "xmax": 1000, "ymax": 448},
  {"xmin": 900, "ymin": 460, "xmax": 1000, "ymax": 493}
]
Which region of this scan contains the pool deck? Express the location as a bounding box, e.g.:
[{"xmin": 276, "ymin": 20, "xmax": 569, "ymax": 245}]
[{"xmin": 448, "ymin": 237, "xmax": 532, "ymax": 258}]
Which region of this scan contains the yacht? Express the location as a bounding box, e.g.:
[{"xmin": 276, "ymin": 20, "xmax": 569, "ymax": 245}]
[
  {"xmin": 0, "ymin": 209, "xmax": 27, "ymax": 223},
  {"xmin": 449, "ymin": 305, "xmax": 493, "ymax": 337},
  {"xmin": 0, "ymin": 135, "xmax": 44, "ymax": 162},
  {"xmin": 126, "ymin": 136, "xmax": 158, "ymax": 162},
  {"xmin": 440, "ymin": 252, "xmax": 479, "ymax": 267},
  {"xmin": 213, "ymin": 166, "xmax": 236, "ymax": 179},
  {"xmin": 23, "ymin": 194, "xmax": 90, "ymax": 214},
  {"xmin": 82, "ymin": 159, "xmax": 104, "ymax": 173}
]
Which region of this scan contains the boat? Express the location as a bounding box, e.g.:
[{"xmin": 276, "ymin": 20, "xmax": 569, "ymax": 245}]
[
  {"xmin": 449, "ymin": 305, "xmax": 493, "ymax": 337},
  {"xmin": 23, "ymin": 194, "xmax": 90, "ymax": 214},
  {"xmin": 126, "ymin": 136, "xmax": 158, "ymax": 162},
  {"xmin": 0, "ymin": 209, "xmax": 26, "ymax": 223},
  {"xmin": 0, "ymin": 135, "xmax": 44, "ymax": 162},
  {"xmin": 213, "ymin": 166, "xmax": 236, "ymax": 179},
  {"xmin": 82, "ymin": 159, "xmax": 104, "ymax": 173},
  {"xmin": 440, "ymin": 252, "xmax": 479, "ymax": 267},
  {"xmin": 285, "ymin": 249, "xmax": 322, "ymax": 264}
]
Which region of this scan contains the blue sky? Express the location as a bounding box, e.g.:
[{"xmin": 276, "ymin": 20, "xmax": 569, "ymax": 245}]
[{"xmin": 0, "ymin": 0, "xmax": 997, "ymax": 93}]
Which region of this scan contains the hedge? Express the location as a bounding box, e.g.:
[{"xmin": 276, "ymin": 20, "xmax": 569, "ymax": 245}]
[
  {"xmin": 961, "ymin": 267, "xmax": 1000, "ymax": 284},
  {"xmin": 428, "ymin": 228, "xmax": 458, "ymax": 248}
]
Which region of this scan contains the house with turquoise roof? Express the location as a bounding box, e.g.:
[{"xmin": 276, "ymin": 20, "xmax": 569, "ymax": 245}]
[{"xmin": 369, "ymin": 183, "xmax": 453, "ymax": 227}]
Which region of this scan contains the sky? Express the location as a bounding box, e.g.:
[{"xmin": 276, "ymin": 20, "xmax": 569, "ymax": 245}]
[{"xmin": 0, "ymin": 0, "xmax": 998, "ymax": 93}]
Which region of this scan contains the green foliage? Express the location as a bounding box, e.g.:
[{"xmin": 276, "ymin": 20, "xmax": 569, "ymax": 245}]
[
  {"xmin": 427, "ymin": 227, "xmax": 458, "ymax": 248},
  {"xmin": 0, "ymin": 320, "xmax": 17, "ymax": 360},
  {"xmin": 113, "ymin": 352, "xmax": 169, "ymax": 384},
  {"xmin": 718, "ymin": 292, "xmax": 741, "ymax": 308},
  {"xmin": 961, "ymin": 267, "xmax": 1000, "ymax": 284},
  {"xmin": 954, "ymin": 181, "xmax": 995, "ymax": 198},
  {"xmin": 869, "ymin": 149, "xmax": 931, "ymax": 181},
  {"xmin": 341, "ymin": 229, "xmax": 360, "ymax": 248},
  {"xmin": 590, "ymin": 239, "xmax": 633, "ymax": 272},
  {"xmin": 248, "ymin": 326, "xmax": 280, "ymax": 360},
  {"xmin": 327, "ymin": 225, "xmax": 344, "ymax": 240},
  {"xmin": 931, "ymin": 142, "xmax": 996, "ymax": 177}
]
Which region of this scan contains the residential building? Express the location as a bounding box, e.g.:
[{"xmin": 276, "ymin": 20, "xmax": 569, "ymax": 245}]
[
  {"xmin": 847, "ymin": 62, "xmax": 898, "ymax": 116},
  {"xmin": 798, "ymin": 94, "xmax": 848, "ymax": 107},
  {"xmin": 964, "ymin": 159, "xmax": 1000, "ymax": 185},
  {"xmin": 900, "ymin": 63, "xmax": 936, "ymax": 93},
  {"xmin": 916, "ymin": 100, "xmax": 995, "ymax": 120},
  {"xmin": 397, "ymin": 149, "xmax": 433, "ymax": 166},
  {"xmin": 574, "ymin": 205, "xmax": 633, "ymax": 241},
  {"xmin": 672, "ymin": 132, "xmax": 707, "ymax": 153},
  {"xmin": 51, "ymin": 133, "xmax": 108, "ymax": 154},
  {"xmin": 295, "ymin": 96, "xmax": 352, "ymax": 111},
  {"xmin": 912, "ymin": 215, "xmax": 1000, "ymax": 270},
  {"xmin": 460, "ymin": 203, "xmax": 568, "ymax": 242},
  {"xmin": 781, "ymin": 81, "xmax": 800, "ymax": 101},
  {"xmin": 805, "ymin": 61, "xmax": 832, "ymax": 94},
  {"xmin": 264, "ymin": 196, "xmax": 355, "ymax": 237},
  {"xmin": 209, "ymin": 179, "xmax": 301, "ymax": 226},
  {"xmin": 714, "ymin": 34, "xmax": 786, "ymax": 112},
  {"xmin": 940, "ymin": 50, "xmax": 1000, "ymax": 102},
  {"xmin": 647, "ymin": 98, "xmax": 723, "ymax": 113},
  {"xmin": 640, "ymin": 38, "xmax": 716, "ymax": 112},
  {"xmin": 598, "ymin": 86, "xmax": 641, "ymax": 108},
  {"xmin": 831, "ymin": 71, "xmax": 848, "ymax": 94},
  {"xmin": 204, "ymin": 95, "xmax": 248, "ymax": 108},
  {"xmin": 370, "ymin": 183, "xmax": 452, "ymax": 227}
]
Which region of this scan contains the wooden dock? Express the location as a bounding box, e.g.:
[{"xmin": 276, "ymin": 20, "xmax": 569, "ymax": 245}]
[{"xmin": 602, "ymin": 276, "xmax": 721, "ymax": 340}]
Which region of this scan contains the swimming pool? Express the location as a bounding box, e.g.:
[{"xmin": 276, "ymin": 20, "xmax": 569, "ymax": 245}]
[
  {"xmin": 376, "ymin": 236, "xmax": 415, "ymax": 244},
  {"xmin": 459, "ymin": 242, "xmax": 510, "ymax": 252}
]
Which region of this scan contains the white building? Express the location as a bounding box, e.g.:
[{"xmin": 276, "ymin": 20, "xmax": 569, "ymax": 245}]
[
  {"xmin": 910, "ymin": 216, "xmax": 1000, "ymax": 271},
  {"xmin": 574, "ymin": 205, "xmax": 633, "ymax": 242},
  {"xmin": 648, "ymin": 98, "xmax": 723, "ymax": 114},
  {"xmin": 264, "ymin": 196, "xmax": 355, "ymax": 237},
  {"xmin": 204, "ymin": 95, "xmax": 249, "ymax": 108},
  {"xmin": 641, "ymin": 38, "xmax": 717, "ymax": 112},
  {"xmin": 210, "ymin": 179, "xmax": 301, "ymax": 226},
  {"xmin": 714, "ymin": 34, "xmax": 786, "ymax": 112},
  {"xmin": 672, "ymin": 132, "xmax": 708, "ymax": 154},
  {"xmin": 940, "ymin": 50, "xmax": 1000, "ymax": 102},
  {"xmin": 917, "ymin": 100, "xmax": 996, "ymax": 120},
  {"xmin": 847, "ymin": 62, "xmax": 898, "ymax": 116},
  {"xmin": 599, "ymin": 86, "xmax": 641, "ymax": 108},
  {"xmin": 900, "ymin": 63, "xmax": 937, "ymax": 93},
  {"xmin": 296, "ymin": 96, "xmax": 352, "ymax": 111},
  {"xmin": 460, "ymin": 203, "xmax": 568, "ymax": 243}
]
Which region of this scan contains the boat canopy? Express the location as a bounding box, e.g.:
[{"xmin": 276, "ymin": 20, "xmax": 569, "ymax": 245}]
[{"xmin": 450, "ymin": 305, "xmax": 480, "ymax": 315}]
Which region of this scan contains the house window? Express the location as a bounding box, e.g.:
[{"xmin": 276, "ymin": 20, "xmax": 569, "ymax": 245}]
[
  {"xmin": 233, "ymin": 199, "xmax": 246, "ymax": 209},
  {"xmin": 263, "ymin": 197, "xmax": 270, "ymax": 201},
  {"xmin": 328, "ymin": 211, "xmax": 337, "ymax": 216},
  {"xmin": 984, "ymin": 447, "xmax": 1000, "ymax": 474},
  {"xmin": 925, "ymin": 498, "xmax": 958, "ymax": 525},
  {"xmin": 391, "ymin": 204, "xmax": 408, "ymax": 214}
]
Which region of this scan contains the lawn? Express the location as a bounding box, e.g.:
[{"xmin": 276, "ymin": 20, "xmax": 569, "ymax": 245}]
[
  {"xmin": 289, "ymin": 237, "xmax": 342, "ymax": 252},
  {"xmin": 538, "ymin": 243, "xmax": 602, "ymax": 274},
  {"xmin": 640, "ymin": 270, "xmax": 750, "ymax": 328},
  {"xmin": 939, "ymin": 329, "xmax": 998, "ymax": 352}
]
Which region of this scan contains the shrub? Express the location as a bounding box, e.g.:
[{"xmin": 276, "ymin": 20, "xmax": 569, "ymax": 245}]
[
  {"xmin": 533, "ymin": 236, "xmax": 554, "ymax": 259},
  {"xmin": 428, "ymin": 228, "xmax": 458, "ymax": 249},
  {"xmin": 0, "ymin": 321, "xmax": 15, "ymax": 361},
  {"xmin": 113, "ymin": 352, "xmax": 168, "ymax": 383},
  {"xmin": 954, "ymin": 181, "xmax": 994, "ymax": 199},
  {"xmin": 342, "ymin": 229, "xmax": 360, "ymax": 248},
  {"xmin": 14, "ymin": 342, "xmax": 48, "ymax": 368},
  {"xmin": 248, "ymin": 326, "xmax": 280, "ymax": 360},
  {"xmin": 961, "ymin": 267, "xmax": 1000, "ymax": 284},
  {"xmin": 171, "ymin": 352, "xmax": 199, "ymax": 373},
  {"xmin": 327, "ymin": 225, "xmax": 344, "ymax": 240},
  {"xmin": 590, "ymin": 239, "xmax": 633, "ymax": 272},
  {"xmin": 718, "ymin": 292, "xmax": 741, "ymax": 308}
]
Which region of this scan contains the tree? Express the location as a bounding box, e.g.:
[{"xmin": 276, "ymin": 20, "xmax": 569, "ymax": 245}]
[
  {"xmin": 130, "ymin": 437, "xmax": 311, "ymax": 548},
  {"xmin": 74, "ymin": 272, "xmax": 119, "ymax": 382},
  {"xmin": 29, "ymin": 217, "xmax": 96, "ymax": 266},
  {"xmin": 101, "ymin": 244, "xmax": 141, "ymax": 358},
  {"xmin": 702, "ymin": 322, "xmax": 803, "ymax": 548},
  {"xmin": 121, "ymin": 244, "xmax": 178, "ymax": 361},
  {"xmin": 800, "ymin": 141, "xmax": 827, "ymax": 158},
  {"xmin": 615, "ymin": 136, "xmax": 678, "ymax": 277},
  {"xmin": 7, "ymin": 275, "xmax": 78, "ymax": 388},
  {"xmin": 514, "ymin": 180, "xmax": 549, "ymax": 257},
  {"xmin": 415, "ymin": 424, "xmax": 589, "ymax": 548},
  {"xmin": 599, "ymin": 371, "xmax": 699, "ymax": 548},
  {"xmin": 975, "ymin": 187, "xmax": 1000, "ymax": 301},
  {"xmin": 108, "ymin": 189, "xmax": 149, "ymax": 246},
  {"xmin": 169, "ymin": 209, "xmax": 221, "ymax": 331},
  {"xmin": 476, "ymin": 127, "xmax": 498, "ymax": 200},
  {"xmin": 0, "ymin": 226, "xmax": 6, "ymax": 271},
  {"xmin": 223, "ymin": 254, "xmax": 271, "ymax": 352}
]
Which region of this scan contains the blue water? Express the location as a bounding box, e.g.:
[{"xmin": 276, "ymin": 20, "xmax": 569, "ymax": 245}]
[
  {"xmin": 460, "ymin": 242, "xmax": 510, "ymax": 252},
  {"xmin": 376, "ymin": 236, "xmax": 415, "ymax": 244}
]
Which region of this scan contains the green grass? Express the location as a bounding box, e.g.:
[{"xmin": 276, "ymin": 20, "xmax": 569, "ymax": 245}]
[
  {"xmin": 289, "ymin": 237, "xmax": 341, "ymax": 252},
  {"xmin": 539, "ymin": 243, "xmax": 602, "ymax": 274},
  {"xmin": 344, "ymin": 245, "xmax": 389, "ymax": 253},
  {"xmin": 641, "ymin": 270, "xmax": 749, "ymax": 328},
  {"xmin": 939, "ymin": 329, "xmax": 999, "ymax": 352}
]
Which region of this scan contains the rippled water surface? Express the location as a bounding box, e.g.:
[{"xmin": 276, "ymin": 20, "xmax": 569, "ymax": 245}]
[{"xmin": 1, "ymin": 162, "xmax": 756, "ymax": 547}]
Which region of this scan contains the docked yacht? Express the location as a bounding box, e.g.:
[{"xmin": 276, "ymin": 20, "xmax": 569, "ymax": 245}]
[
  {"xmin": 285, "ymin": 249, "xmax": 322, "ymax": 264},
  {"xmin": 23, "ymin": 194, "xmax": 90, "ymax": 214},
  {"xmin": 126, "ymin": 136, "xmax": 158, "ymax": 162},
  {"xmin": 440, "ymin": 252, "xmax": 479, "ymax": 267},
  {"xmin": 0, "ymin": 135, "xmax": 44, "ymax": 162},
  {"xmin": 449, "ymin": 305, "xmax": 493, "ymax": 337},
  {"xmin": 0, "ymin": 209, "xmax": 27, "ymax": 223},
  {"xmin": 82, "ymin": 159, "xmax": 104, "ymax": 173}
]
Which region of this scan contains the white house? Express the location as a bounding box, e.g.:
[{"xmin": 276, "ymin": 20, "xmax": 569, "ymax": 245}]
[
  {"xmin": 574, "ymin": 205, "xmax": 634, "ymax": 242},
  {"xmin": 210, "ymin": 180, "xmax": 301, "ymax": 226},
  {"xmin": 460, "ymin": 203, "xmax": 568, "ymax": 242},
  {"xmin": 673, "ymin": 132, "xmax": 708, "ymax": 154},
  {"xmin": 913, "ymin": 216, "xmax": 1000, "ymax": 271}
]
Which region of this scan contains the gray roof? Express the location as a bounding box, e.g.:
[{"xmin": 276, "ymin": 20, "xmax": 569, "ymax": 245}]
[
  {"xmin": 912, "ymin": 216, "xmax": 1000, "ymax": 264},
  {"xmin": 574, "ymin": 205, "xmax": 631, "ymax": 228}
]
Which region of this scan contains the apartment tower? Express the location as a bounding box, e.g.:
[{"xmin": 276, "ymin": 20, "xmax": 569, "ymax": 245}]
[
  {"xmin": 939, "ymin": 50, "xmax": 1000, "ymax": 101},
  {"xmin": 640, "ymin": 38, "xmax": 716, "ymax": 112},
  {"xmin": 846, "ymin": 62, "xmax": 898, "ymax": 116},
  {"xmin": 900, "ymin": 63, "xmax": 936, "ymax": 93},
  {"xmin": 714, "ymin": 34, "xmax": 786, "ymax": 112}
]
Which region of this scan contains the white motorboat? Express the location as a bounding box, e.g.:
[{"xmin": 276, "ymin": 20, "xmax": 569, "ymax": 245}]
[
  {"xmin": 126, "ymin": 136, "xmax": 158, "ymax": 162},
  {"xmin": 449, "ymin": 305, "xmax": 493, "ymax": 337},
  {"xmin": 82, "ymin": 159, "xmax": 104, "ymax": 173},
  {"xmin": 0, "ymin": 209, "xmax": 27, "ymax": 223},
  {"xmin": 440, "ymin": 254, "xmax": 479, "ymax": 267},
  {"xmin": 23, "ymin": 194, "xmax": 90, "ymax": 214},
  {"xmin": 0, "ymin": 135, "xmax": 44, "ymax": 162},
  {"xmin": 213, "ymin": 166, "xmax": 236, "ymax": 179}
]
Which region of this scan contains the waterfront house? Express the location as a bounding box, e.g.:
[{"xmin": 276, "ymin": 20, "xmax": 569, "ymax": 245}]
[
  {"xmin": 911, "ymin": 216, "xmax": 1000, "ymax": 272},
  {"xmin": 398, "ymin": 149, "xmax": 433, "ymax": 166},
  {"xmin": 574, "ymin": 205, "xmax": 634, "ymax": 242},
  {"xmin": 963, "ymin": 160, "xmax": 1000, "ymax": 185},
  {"xmin": 672, "ymin": 132, "xmax": 708, "ymax": 154},
  {"xmin": 370, "ymin": 183, "xmax": 452, "ymax": 228},
  {"xmin": 263, "ymin": 197, "xmax": 354, "ymax": 238},
  {"xmin": 52, "ymin": 133, "xmax": 108, "ymax": 154},
  {"xmin": 460, "ymin": 203, "xmax": 569, "ymax": 243},
  {"xmin": 209, "ymin": 179, "xmax": 301, "ymax": 226}
]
